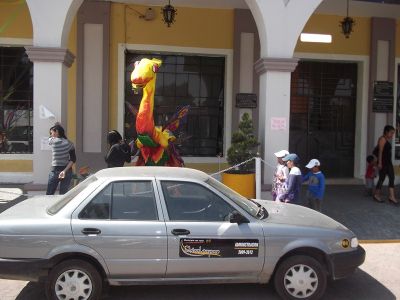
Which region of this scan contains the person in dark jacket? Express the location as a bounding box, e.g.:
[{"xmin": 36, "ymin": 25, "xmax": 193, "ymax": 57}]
[
  {"xmin": 105, "ymin": 130, "xmax": 131, "ymax": 168},
  {"xmin": 282, "ymin": 153, "xmax": 302, "ymax": 205}
]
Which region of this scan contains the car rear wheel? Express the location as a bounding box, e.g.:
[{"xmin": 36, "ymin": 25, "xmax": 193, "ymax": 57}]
[
  {"xmin": 46, "ymin": 259, "xmax": 102, "ymax": 300},
  {"xmin": 274, "ymin": 255, "xmax": 327, "ymax": 300}
]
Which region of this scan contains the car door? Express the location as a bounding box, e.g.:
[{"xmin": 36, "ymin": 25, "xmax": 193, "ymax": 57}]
[
  {"xmin": 71, "ymin": 179, "xmax": 167, "ymax": 279},
  {"xmin": 157, "ymin": 179, "xmax": 265, "ymax": 279}
]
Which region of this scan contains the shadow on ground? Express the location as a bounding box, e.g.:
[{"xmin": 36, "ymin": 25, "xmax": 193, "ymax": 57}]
[{"xmin": 15, "ymin": 268, "xmax": 395, "ymax": 300}]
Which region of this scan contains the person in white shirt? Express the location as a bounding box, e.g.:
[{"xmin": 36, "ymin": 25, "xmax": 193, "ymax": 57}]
[{"xmin": 271, "ymin": 150, "xmax": 289, "ymax": 202}]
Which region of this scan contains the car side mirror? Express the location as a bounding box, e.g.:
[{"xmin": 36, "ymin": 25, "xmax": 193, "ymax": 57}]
[{"xmin": 229, "ymin": 211, "xmax": 249, "ymax": 224}]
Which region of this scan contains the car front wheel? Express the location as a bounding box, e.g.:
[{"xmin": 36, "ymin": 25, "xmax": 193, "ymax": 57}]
[
  {"xmin": 274, "ymin": 255, "xmax": 327, "ymax": 300},
  {"xmin": 46, "ymin": 259, "xmax": 102, "ymax": 300}
]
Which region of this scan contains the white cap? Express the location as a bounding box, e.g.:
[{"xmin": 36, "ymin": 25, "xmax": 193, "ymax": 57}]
[
  {"xmin": 274, "ymin": 150, "xmax": 289, "ymax": 158},
  {"xmin": 306, "ymin": 159, "xmax": 320, "ymax": 169}
]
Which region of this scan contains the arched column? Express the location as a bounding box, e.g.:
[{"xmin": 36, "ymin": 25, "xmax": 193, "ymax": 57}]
[
  {"xmin": 245, "ymin": 0, "xmax": 323, "ymax": 184},
  {"xmin": 25, "ymin": 0, "xmax": 83, "ymax": 185}
]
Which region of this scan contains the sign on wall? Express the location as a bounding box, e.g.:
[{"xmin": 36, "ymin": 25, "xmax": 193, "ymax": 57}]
[
  {"xmin": 373, "ymin": 81, "xmax": 393, "ymax": 113},
  {"xmin": 236, "ymin": 93, "xmax": 257, "ymax": 108}
]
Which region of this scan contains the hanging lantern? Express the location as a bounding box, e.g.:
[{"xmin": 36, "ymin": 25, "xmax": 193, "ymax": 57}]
[
  {"xmin": 162, "ymin": 0, "xmax": 177, "ymax": 27},
  {"xmin": 340, "ymin": 0, "xmax": 355, "ymax": 38}
]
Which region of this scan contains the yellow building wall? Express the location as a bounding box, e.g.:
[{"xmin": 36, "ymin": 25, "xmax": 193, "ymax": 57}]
[
  {"xmin": 0, "ymin": 160, "xmax": 32, "ymax": 172},
  {"xmin": 2, "ymin": 3, "xmax": 400, "ymax": 174},
  {"xmin": 295, "ymin": 14, "xmax": 370, "ymax": 56},
  {"xmin": 67, "ymin": 18, "xmax": 77, "ymax": 144},
  {"xmin": 0, "ymin": 1, "xmax": 32, "ymax": 38},
  {"xmin": 185, "ymin": 163, "xmax": 230, "ymax": 174}
]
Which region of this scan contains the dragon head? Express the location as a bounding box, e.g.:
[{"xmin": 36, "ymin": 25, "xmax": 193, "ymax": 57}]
[{"xmin": 131, "ymin": 58, "xmax": 162, "ymax": 92}]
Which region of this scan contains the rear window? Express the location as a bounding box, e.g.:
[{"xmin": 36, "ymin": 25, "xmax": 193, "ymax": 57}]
[{"xmin": 47, "ymin": 175, "xmax": 98, "ymax": 214}]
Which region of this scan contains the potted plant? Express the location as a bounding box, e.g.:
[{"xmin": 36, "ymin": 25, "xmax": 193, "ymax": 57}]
[{"xmin": 222, "ymin": 112, "xmax": 260, "ymax": 198}]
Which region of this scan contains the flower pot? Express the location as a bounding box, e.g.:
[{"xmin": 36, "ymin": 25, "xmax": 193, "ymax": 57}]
[{"xmin": 221, "ymin": 172, "xmax": 255, "ymax": 199}]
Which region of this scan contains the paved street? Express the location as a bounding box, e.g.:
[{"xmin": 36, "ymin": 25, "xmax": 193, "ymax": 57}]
[{"xmin": 0, "ymin": 243, "xmax": 399, "ymax": 300}]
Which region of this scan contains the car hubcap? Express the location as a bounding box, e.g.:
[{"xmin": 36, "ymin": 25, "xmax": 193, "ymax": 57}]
[
  {"xmin": 55, "ymin": 269, "xmax": 92, "ymax": 300},
  {"xmin": 284, "ymin": 264, "xmax": 318, "ymax": 298}
]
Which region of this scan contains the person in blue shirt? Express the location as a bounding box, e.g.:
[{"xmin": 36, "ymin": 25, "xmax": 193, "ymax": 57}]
[
  {"xmin": 303, "ymin": 159, "xmax": 325, "ymax": 212},
  {"xmin": 282, "ymin": 153, "xmax": 302, "ymax": 204}
]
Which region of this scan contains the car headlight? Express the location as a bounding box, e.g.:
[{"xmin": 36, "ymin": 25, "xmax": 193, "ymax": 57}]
[
  {"xmin": 351, "ymin": 237, "xmax": 359, "ymax": 248},
  {"xmin": 340, "ymin": 237, "xmax": 358, "ymax": 249}
]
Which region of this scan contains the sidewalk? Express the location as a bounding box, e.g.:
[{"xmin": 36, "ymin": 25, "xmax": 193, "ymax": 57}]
[{"xmin": 261, "ymin": 185, "xmax": 400, "ymax": 241}]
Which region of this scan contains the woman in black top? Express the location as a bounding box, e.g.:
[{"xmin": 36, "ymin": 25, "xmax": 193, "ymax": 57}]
[
  {"xmin": 105, "ymin": 130, "xmax": 131, "ymax": 168},
  {"xmin": 374, "ymin": 125, "xmax": 398, "ymax": 204}
]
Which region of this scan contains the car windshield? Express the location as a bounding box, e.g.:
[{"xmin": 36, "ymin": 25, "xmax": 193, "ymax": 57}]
[
  {"xmin": 206, "ymin": 177, "xmax": 260, "ymax": 218},
  {"xmin": 47, "ymin": 175, "xmax": 98, "ymax": 215}
]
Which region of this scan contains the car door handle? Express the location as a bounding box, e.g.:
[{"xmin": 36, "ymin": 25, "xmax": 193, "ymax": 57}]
[
  {"xmin": 171, "ymin": 229, "xmax": 190, "ymax": 236},
  {"xmin": 81, "ymin": 228, "xmax": 101, "ymax": 235}
]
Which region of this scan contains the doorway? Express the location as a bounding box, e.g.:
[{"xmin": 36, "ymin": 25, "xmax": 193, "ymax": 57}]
[{"xmin": 290, "ymin": 61, "xmax": 357, "ymax": 178}]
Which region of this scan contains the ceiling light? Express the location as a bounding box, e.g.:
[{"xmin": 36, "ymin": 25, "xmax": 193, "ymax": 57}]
[{"xmin": 300, "ymin": 33, "xmax": 332, "ymax": 43}]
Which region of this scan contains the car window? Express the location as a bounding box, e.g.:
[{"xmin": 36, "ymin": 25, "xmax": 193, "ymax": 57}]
[
  {"xmin": 206, "ymin": 177, "xmax": 259, "ymax": 218},
  {"xmin": 79, "ymin": 181, "xmax": 158, "ymax": 221},
  {"xmin": 48, "ymin": 175, "xmax": 98, "ymax": 214},
  {"xmin": 161, "ymin": 181, "xmax": 235, "ymax": 222}
]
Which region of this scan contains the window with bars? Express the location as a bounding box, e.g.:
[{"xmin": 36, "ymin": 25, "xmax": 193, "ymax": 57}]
[
  {"xmin": 0, "ymin": 47, "xmax": 33, "ymax": 154},
  {"xmin": 124, "ymin": 52, "xmax": 225, "ymax": 157}
]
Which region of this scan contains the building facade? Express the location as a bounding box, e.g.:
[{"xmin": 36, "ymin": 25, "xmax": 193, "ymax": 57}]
[{"xmin": 1, "ymin": 0, "xmax": 400, "ymax": 185}]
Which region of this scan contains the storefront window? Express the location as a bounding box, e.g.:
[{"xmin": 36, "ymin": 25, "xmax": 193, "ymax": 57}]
[
  {"xmin": 124, "ymin": 53, "xmax": 225, "ymax": 157},
  {"xmin": 0, "ymin": 47, "xmax": 33, "ymax": 154}
]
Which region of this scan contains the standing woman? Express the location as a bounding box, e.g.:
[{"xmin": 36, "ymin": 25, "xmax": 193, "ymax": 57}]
[
  {"xmin": 105, "ymin": 130, "xmax": 132, "ymax": 168},
  {"xmin": 374, "ymin": 125, "xmax": 398, "ymax": 204},
  {"xmin": 46, "ymin": 124, "xmax": 76, "ymax": 195}
]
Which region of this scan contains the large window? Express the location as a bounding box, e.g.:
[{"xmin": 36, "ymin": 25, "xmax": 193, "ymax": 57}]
[
  {"xmin": 0, "ymin": 47, "xmax": 33, "ymax": 154},
  {"xmin": 124, "ymin": 53, "xmax": 225, "ymax": 157}
]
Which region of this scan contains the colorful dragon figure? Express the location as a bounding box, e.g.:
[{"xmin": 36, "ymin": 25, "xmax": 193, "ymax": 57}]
[{"xmin": 130, "ymin": 58, "xmax": 188, "ymax": 167}]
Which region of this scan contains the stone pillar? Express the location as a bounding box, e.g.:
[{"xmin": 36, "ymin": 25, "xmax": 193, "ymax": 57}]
[
  {"xmin": 25, "ymin": 47, "xmax": 75, "ymax": 184},
  {"xmin": 255, "ymin": 57, "xmax": 298, "ymax": 185},
  {"xmin": 367, "ymin": 18, "xmax": 396, "ymax": 152},
  {"xmin": 24, "ymin": 0, "xmax": 82, "ymax": 185},
  {"xmin": 244, "ymin": 0, "xmax": 323, "ymax": 185}
]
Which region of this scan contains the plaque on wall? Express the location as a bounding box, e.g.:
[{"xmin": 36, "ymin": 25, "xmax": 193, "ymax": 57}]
[
  {"xmin": 372, "ymin": 81, "xmax": 393, "ymax": 113},
  {"xmin": 236, "ymin": 93, "xmax": 257, "ymax": 108}
]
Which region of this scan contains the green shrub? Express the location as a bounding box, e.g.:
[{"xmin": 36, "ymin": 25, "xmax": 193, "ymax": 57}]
[{"xmin": 226, "ymin": 113, "xmax": 260, "ymax": 173}]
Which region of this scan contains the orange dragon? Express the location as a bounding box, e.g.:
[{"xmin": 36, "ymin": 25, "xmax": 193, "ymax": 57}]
[{"xmin": 130, "ymin": 58, "xmax": 188, "ymax": 166}]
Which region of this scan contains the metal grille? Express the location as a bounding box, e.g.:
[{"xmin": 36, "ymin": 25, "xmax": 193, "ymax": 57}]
[
  {"xmin": 290, "ymin": 61, "xmax": 357, "ymax": 177},
  {"xmin": 125, "ymin": 53, "xmax": 225, "ymax": 157},
  {"xmin": 0, "ymin": 47, "xmax": 33, "ymax": 154}
]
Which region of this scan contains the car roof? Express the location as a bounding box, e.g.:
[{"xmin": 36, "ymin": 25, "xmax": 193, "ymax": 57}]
[{"xmin": 94, "ymin": 166, "xmax": 210, "ymax": 181}]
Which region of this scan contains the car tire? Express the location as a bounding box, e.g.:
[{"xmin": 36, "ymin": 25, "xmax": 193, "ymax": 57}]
[
  {"xmin": 45, "ymin": 259, "xmax": 102, "ymax": 300},
  {"xmin": 274, "ymin": 255, "xmax": 327, "ymax": 300}
]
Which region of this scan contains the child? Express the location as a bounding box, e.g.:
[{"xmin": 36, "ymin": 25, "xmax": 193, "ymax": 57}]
[
  {"xmin": 271, "ymin": 149, "xmax": 289, "ymax": 202},
  {"xmin": 365, "ymin": 155, "xmax": 377, "ymax": 196},
  {"xmin": 303, "ymin": 159, "xmax": 325, "ymax": 212},
  {"xmin": 282, "ymin": 153, "xmax": 303, "ymax": 205}
]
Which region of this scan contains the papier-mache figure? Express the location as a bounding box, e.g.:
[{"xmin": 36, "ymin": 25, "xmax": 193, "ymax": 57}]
[{"xmin": 130, "ymin": 58, "xmax": 189, "ymax": 167}]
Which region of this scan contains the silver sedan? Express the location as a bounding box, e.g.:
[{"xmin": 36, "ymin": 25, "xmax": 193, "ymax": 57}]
[{"xmin": 0, "ymin": 167, "xmax": 365, "ymax": 300}]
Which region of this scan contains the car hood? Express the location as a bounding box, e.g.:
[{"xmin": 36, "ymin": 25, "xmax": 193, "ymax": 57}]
[
  {"xmin": 0, "ymin": 195, "xmax": 62, "ymax": 220},
  {"xmin": 255, "ymin": 200, "xmax": 348, "ymax": 231}
]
